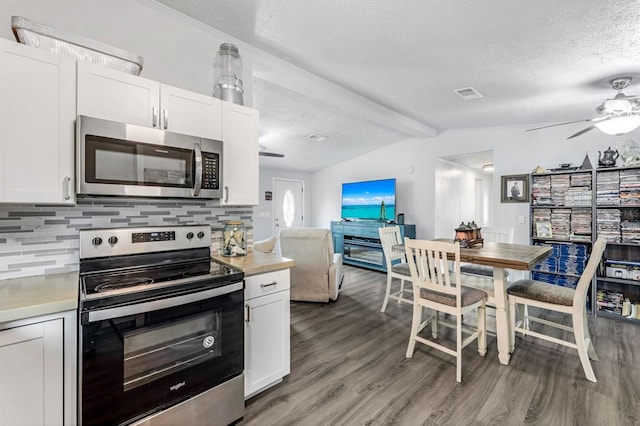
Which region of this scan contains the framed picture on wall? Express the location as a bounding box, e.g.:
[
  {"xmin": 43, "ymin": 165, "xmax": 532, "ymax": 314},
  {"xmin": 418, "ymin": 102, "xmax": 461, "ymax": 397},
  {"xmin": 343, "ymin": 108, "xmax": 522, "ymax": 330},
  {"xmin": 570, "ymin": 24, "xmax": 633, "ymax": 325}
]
[{"xmin": 501, "ymin": 174, "xmax": 529, "ymax": 203}]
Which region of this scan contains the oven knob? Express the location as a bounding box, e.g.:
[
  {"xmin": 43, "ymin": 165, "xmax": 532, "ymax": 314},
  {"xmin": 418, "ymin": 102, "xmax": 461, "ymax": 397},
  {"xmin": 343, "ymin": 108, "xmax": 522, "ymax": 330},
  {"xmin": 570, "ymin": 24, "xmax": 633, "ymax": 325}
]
[
  {"xmin": 203, "ymin": 336, "xmax": 215, "ymax": 349},
  {"xmin": 108, "ymin": 236, "xmax": 118, "ymax": 245},
  {"xmin": 197, "ymin": 231, "xmax": 205, "ymax": 239},
  {"xmin": 92, "ymin": 237, "xmax": 103, "ymax": 246},
  {"xmin": 186, "ymin": 232, "xmax": 194, "ymax": 240}
]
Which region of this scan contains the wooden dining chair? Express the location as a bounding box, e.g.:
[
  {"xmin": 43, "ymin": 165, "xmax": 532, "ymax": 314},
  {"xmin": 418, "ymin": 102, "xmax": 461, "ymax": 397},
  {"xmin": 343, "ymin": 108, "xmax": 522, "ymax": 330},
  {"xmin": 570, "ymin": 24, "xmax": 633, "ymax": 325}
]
[
  {"xmin": 404, "ymin": 238, "xmax": 487, "ymax": 383},
  {"xmin": 458, "ymin": 226, "xmax": 520, "ymax": 341},
  {"xmin": 507, "ymin": 237, "xmax": 607, "ymax": 382},
  {"xmin": 460, "ymin": 226, "xmax": 514, "ymax": 280},
  {"xmin": 378, "ymin": 226, "xmax": 412, "ymax": 312}
]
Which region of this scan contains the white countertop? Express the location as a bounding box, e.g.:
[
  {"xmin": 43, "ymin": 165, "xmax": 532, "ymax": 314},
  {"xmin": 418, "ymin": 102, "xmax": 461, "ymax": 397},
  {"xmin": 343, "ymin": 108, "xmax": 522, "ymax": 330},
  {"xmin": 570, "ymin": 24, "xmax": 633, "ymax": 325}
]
[
  {"xmin": 212, "ymin": 251, "xmax": 294, "ymax": 276},
  {"xmin": 0, "ymin": 272, "xmax": 79, "ymax": 324}
]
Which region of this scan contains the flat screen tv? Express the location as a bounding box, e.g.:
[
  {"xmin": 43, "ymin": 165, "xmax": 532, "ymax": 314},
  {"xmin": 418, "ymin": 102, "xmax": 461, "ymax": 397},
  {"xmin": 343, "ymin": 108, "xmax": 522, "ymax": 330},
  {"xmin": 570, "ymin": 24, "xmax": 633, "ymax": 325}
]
[{"xmin": 341, "ymin": 178, "xmax": 396, "ymax": 221}]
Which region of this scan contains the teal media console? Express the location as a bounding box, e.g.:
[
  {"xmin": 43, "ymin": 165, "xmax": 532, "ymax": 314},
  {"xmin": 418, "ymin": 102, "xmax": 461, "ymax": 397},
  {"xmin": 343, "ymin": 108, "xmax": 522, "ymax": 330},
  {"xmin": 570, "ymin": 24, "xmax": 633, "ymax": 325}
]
[{"xmin": 330, "ymin": 221, "xmax": 416, "ymax": 272}]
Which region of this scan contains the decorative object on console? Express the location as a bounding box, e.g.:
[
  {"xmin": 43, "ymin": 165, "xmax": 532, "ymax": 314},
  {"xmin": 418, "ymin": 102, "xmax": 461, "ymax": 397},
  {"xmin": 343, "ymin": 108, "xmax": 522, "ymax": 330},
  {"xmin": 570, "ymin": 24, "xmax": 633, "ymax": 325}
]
[
  {"xmin": 213, "ymin": 43, "xmax": 244, "ymax": 105},
  {"xmin": 501, "ymin": 174, "xmax": 530, "ymax": 203},
  {"xmin": 598, "ymin": 146, "xmax": 619, "ymax": 168},
  {"xmin": 222, "ymin": 221, "xmax": 247, "ymax": 256},
  {"xmin": 454, "ymin": 222, "xmax": 483, "ymax": 248},
  {"xmin": 12, "ymin": 16, "xmax": 143, "ymax": 75}
]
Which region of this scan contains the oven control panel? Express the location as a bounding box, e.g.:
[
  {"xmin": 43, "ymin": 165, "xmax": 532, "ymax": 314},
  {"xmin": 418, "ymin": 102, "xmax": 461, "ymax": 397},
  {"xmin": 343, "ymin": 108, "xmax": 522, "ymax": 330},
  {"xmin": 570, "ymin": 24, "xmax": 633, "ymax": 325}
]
[
  {"xmin": 132, "ymin": 231, "xmax": 176, "ymax": 243},
  {"xmin": 79, "ymin": 225, "xmax": 212, "ymax": 259}
]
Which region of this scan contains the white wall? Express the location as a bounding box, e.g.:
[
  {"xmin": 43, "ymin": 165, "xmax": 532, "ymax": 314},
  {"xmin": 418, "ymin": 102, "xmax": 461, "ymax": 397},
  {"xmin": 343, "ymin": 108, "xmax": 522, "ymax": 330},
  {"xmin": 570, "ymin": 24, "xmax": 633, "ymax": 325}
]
[
  {"xmin": 253, "ymin": 167, "xmax": 312, "ymax": 241},
  {"xmin": 434, "ymin": 159, "xmax": 490, "ymax": 239},
  {"xmin": 311, "ymin": 122, "xmax": 629, "ymax": 244},
  {"xmin": 0, "ymin": 0, "xmax": 255, "ymax": 105}
]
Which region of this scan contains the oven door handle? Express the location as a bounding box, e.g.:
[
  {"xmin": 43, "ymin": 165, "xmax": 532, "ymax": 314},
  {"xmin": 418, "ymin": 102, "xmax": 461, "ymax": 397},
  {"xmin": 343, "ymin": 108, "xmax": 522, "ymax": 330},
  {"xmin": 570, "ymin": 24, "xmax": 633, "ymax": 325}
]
[{"xmin": 86, "ymin": 282, "xmax": 243, "ymax": 323}]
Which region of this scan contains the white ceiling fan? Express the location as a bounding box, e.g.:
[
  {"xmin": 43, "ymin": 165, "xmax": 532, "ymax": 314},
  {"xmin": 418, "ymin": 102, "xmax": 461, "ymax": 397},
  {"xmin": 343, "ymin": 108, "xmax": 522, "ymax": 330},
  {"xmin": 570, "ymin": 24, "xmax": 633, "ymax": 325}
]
[{"xmin": 527, "ymin": 77, "xmax": 640, "ymax": 139}]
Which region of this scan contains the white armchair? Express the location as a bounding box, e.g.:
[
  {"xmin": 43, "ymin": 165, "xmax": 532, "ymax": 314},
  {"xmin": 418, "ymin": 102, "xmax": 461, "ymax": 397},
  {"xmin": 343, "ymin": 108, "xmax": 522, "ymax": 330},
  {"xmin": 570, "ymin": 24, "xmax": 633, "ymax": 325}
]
[{"xmin": 279, "ymin": 228, "xmax": 344, "ymax": 302}]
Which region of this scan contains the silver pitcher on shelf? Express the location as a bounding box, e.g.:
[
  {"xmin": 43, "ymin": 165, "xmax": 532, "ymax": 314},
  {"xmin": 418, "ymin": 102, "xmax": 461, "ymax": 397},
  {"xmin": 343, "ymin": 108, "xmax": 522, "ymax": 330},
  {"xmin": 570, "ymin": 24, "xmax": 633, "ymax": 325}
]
[{"xmin": 598, "ymin": 146, "xmax": 619, "ymax": 168}]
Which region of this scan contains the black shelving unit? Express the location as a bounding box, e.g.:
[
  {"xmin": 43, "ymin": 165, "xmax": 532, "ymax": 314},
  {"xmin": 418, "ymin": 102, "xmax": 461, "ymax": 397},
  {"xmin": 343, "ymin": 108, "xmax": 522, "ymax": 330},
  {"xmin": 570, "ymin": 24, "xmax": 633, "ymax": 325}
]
[
  {"xmin": 530, "ymin": 169, "xmax": 595, "ymax": 311},
  {"xmin": 594, "ymin": 165, "xmax": 640, "ymax": 322}
]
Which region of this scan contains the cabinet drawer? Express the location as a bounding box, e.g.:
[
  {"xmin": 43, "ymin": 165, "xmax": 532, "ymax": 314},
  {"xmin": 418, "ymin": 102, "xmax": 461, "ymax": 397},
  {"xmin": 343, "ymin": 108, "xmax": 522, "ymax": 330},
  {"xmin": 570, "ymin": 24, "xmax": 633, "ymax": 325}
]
[{"xmin": 245, "ymin": 269, "xmax": 290, "ymax": 300}]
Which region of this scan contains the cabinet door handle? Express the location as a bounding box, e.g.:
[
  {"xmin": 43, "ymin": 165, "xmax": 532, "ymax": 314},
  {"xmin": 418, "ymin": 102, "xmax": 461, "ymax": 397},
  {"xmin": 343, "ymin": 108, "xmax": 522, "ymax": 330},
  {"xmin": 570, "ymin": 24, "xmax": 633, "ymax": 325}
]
[
  {"xmin": 260, "ymin": 281, "xmax": 277, "ymax": 289},
  {"xmin": 152, "ymin": 106, "xmax": 158, "ymax": 127},
  {"xmin": 63, "ymin": 176, "xmax": 72, "ymax": 200},
  {"xmin": 163, "ymin": 109, "xmax": 168, "ymax": 129},
  {"xmin": 224, "ymin": 186, "xmax": 229, "ymax": 204},
  {"xmin": 245, "ymin": 304, "xmax": 251, "ymax": 323}
]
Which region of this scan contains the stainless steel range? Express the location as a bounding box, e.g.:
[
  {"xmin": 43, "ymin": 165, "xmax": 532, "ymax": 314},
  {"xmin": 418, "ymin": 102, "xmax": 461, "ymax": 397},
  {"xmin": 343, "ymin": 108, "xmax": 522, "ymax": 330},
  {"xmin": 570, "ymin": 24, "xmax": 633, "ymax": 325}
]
[{"xmin": 78, "ymin": 225, "xmax": 245, "ymax": 426}]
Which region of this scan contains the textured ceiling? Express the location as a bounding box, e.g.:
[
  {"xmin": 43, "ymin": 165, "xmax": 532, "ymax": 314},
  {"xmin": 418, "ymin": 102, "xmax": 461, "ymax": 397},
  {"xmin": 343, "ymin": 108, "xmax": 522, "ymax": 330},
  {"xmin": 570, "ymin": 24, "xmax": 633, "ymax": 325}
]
[
  {"xmin": 254, "ymin": 77, "xmax": 410, "ymax": 171},
  {"xmin": 156, "ymin": 0, "xmax": 640, "ymax": 170}
]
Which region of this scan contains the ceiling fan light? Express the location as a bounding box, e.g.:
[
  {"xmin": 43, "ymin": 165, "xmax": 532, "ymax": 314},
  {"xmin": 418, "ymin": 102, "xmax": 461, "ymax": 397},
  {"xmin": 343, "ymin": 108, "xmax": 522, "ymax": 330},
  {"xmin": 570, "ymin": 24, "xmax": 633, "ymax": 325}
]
[
  {"xmin": 595, "ymin": 116, "xmax": 640, "ymax": 135},
  {"xmin": 604, "ymin": 99, "xmax": 632, "ymax": 113}
]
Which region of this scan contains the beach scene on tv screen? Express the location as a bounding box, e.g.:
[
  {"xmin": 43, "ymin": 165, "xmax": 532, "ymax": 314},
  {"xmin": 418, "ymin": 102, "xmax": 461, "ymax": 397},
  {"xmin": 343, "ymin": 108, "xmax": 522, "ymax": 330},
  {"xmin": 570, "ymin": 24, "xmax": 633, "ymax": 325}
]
[{"xmin": 342, "ymin": 179, "xmax": 396, "ymax": 220}]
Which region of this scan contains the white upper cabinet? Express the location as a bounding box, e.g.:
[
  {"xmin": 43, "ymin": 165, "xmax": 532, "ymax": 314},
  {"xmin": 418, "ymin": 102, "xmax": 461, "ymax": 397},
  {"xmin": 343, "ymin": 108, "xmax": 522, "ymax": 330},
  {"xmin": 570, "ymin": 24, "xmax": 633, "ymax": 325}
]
[
  {"xmin": 0, "ymin": 39, "xmax": 75, "ymax": 204},
  {"xmin": 221, "ymin": 102, "xmax": 259, "ymax": 206},
  {"xmin": 77, "ymin": 61, "xmax": 158, "ymax": 128},
  {"xmin": 160, "ymin": 84, "xmax": 222, "ymax": 140},
  {"xmin": 77, "ymin": 62, "xmax": 222, "ymax": 140}
]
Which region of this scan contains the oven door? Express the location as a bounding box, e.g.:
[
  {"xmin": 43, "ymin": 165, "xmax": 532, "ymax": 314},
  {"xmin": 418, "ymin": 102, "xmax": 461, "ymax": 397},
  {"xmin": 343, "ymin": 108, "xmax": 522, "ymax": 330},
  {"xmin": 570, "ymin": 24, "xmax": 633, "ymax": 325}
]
[{"xmin": 79, "ymin": 283, "xmax": 243, "ymax": 426}]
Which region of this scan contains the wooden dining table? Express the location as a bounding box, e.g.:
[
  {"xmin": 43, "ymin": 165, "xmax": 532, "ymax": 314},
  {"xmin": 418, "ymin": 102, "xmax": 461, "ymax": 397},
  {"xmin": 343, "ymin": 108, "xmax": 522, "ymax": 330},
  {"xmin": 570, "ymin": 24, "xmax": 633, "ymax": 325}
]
[{"xmin": 395, "ymin": 239, "xmax": 552, "ymax": 365}]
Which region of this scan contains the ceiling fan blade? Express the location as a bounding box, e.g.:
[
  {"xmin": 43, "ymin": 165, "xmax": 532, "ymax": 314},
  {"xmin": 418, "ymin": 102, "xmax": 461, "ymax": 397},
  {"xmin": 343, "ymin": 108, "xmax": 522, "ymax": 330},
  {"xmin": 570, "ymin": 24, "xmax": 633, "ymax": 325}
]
[
  {"xmin": 259, "ymin": 151, "xmax": 285, "ymax": 158},
  {"xmin": 566, "ymin": 126, "xmax": 596, "ymax": 139},
  {"xmin": 526, "ymin": 119, "xmax": 594, "ymax": 132}
]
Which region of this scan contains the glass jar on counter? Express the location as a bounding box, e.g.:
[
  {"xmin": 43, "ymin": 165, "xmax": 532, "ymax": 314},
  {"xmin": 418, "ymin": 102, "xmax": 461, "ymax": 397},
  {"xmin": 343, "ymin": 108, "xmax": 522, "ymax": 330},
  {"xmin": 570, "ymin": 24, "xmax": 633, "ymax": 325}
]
[{"xmin": 222, "ymin": 221, "xmax": 247, "ymax": 256}]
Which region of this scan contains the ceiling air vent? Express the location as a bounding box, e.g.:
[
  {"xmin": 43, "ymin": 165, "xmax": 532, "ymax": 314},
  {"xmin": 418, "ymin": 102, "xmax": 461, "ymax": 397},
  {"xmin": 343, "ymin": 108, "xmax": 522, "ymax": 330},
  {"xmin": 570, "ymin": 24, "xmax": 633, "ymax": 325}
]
[
  {"xmin": 305, "ymin": 133, "xmax": 328, "ymax": 142},
  {"xmin": 454, "ymin": 87, "xmax": 484, "ymax": 100}
]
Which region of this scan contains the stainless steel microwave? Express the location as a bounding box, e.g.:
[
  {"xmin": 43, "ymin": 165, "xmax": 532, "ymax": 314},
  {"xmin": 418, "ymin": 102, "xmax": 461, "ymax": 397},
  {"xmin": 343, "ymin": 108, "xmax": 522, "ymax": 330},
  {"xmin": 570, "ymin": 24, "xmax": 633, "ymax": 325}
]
[{"xmin": 76, "ymin": 115, "xmax": 222, "ymax": 199}]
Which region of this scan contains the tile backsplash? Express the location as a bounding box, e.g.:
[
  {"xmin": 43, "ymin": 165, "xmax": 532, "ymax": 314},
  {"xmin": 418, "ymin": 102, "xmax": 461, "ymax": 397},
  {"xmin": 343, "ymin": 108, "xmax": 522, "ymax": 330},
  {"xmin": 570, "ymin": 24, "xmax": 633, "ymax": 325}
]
[{"xmin": 0, "ymin": 198, "xmax": 253, "ymax": 280}]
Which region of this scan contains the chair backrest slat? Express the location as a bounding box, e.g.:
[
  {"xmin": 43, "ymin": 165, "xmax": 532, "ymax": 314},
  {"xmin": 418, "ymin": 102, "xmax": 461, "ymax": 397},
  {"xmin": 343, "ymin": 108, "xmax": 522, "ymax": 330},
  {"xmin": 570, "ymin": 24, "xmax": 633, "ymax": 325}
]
[
  {"xmin": 482, "ymin": 227, "xmax": 514, "ymax": 243},
  {"xmin": 574, "ymin": 237, "xmax": 607, "ymax": 307},
  {"xmin": 405, "ymin": 238, "xmax": 460, "ymax": 298},
  {"xmin": 379, "ymin": 226, "xmax": 405, "ymax": 269}
]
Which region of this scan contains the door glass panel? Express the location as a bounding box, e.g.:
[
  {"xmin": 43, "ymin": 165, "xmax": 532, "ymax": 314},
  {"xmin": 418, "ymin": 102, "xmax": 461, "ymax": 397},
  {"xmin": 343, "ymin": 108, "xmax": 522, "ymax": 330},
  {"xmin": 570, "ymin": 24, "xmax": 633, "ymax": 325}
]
[
  {"xmin": 86, "ymin": 135, "xmax": 193, "ymax": 187},
  {"xmin": 123, "ymin": 311, "xmax": 221, "ymax": 391},
  {"xmin": 283, "ymin": 190, "xmax": 295, "ymax": 227}
]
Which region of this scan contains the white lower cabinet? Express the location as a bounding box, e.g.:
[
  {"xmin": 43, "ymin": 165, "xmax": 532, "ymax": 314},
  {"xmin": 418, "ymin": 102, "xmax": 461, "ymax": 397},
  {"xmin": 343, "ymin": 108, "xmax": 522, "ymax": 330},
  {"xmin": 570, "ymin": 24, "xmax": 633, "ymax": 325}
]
[
  {"xmin": 244, "ymin": 269, "xmax": 291, "ymax": 398},
  {"xmin": 0, "ymin": 311, "xmax": 77, "ymax": 426}
]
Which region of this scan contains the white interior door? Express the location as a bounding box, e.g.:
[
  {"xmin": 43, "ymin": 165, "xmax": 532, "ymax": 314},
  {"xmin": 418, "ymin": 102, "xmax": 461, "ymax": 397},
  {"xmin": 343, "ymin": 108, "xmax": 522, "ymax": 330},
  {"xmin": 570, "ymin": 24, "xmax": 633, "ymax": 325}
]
[{"xmin": 273, "ymin": 178, "xmax": 304, "ymax": 237}]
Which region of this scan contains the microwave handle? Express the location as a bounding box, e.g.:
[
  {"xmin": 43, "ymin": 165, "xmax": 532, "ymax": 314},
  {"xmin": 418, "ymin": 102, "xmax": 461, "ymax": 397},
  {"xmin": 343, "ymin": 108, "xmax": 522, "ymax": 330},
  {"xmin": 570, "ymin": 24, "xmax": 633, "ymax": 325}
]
[{"xmin": 193, "ymin": 143, "xmax": 203, "ymax": 197}]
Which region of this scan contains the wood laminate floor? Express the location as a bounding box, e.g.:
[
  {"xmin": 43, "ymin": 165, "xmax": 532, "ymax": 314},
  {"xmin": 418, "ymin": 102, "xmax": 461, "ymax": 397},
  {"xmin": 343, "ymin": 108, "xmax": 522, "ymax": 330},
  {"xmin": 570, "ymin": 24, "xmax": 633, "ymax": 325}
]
[{"xmin": 240, "ymin": 266, "xmax": 640, "ymax": 425}]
